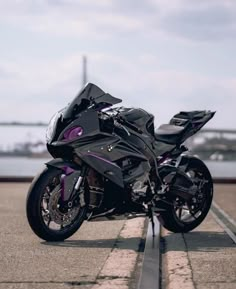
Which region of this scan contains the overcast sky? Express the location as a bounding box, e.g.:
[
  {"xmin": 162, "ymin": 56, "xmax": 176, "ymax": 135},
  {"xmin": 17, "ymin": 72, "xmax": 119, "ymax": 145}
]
[{"xmin": 0, "ymin": 0, "xmax": 236, "ymax": 129}]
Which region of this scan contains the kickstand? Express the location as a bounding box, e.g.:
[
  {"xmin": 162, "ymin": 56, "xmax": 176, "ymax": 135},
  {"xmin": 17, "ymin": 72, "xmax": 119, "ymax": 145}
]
[{"xmin": 148, "ymin": 206, "xmax": 155, "ymax": 237}]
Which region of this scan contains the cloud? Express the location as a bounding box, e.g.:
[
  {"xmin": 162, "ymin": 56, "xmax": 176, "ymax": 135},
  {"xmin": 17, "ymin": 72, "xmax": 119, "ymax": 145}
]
[
  {"xmin": 0, "ymin": 50, "xmax": 234, "ymax": 129},
  {"xmin": 154, "ymin": 0, "xmax": 236, "ymax": 42},
  {"xmin": 1, "ymin": 0, "xmax": 235, "ymax": 43},
  {"xmin": 0, "ymin": 65, "xmax": 15, "ymax": 79},
  {"xmin": 111, "ymin": 0, "xmax": 157, "ymax": 15},
  {"xmin": 35, "ymin": 53, "xmax": 236, "ymax": 125},
  {"xmin": 0, "ymin": 1, "xmax": 235, "ymax": 129},
  {"xmin": 0, "ymin": 0, "xmax": 147, "ymax": 39}
]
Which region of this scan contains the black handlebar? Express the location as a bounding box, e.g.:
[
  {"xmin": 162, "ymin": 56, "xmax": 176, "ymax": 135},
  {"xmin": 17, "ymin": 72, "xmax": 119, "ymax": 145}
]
[
  {"xmin": 116, "ymin": 115, "xmax": 142, "ymax": 134},
  {"xmin": 100, "ymin": 109, "xmax": 143, "ymax": 134}
]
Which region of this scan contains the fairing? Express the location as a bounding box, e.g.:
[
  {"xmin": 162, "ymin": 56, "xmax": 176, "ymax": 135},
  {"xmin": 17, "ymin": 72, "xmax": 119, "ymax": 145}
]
[
  {"xmin": 73, "ymin": 135, "xmax": 150, "ymax": 187},
  {"xmin": 167, "ymin": 110, "xmax": 216, "ymax": 144},
  {"xmin": 119, "ymin": 107, "xmax": 155, "ymax": 136},
  {"xmin": 63, "ymin": 83, "xmax": 122, "ymax": 119},
  {"xmin": 46, "ymin": 83, "xmax": 215, "ymax": 194}
]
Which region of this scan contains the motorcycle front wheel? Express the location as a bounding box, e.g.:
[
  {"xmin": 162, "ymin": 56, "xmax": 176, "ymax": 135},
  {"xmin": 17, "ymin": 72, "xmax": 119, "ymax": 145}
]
[
  {"xmin": 26, "ymin": 166, "xmax": 87, "ymax": 241},
  {"xmin": 158, "ymin": 157, "xmax": 213, "ymax": 233}
]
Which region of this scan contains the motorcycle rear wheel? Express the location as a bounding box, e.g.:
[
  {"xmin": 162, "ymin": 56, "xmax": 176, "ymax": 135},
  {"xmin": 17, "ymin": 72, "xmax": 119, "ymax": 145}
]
[
  {"xmin": 158, "ymin": 157, "xmax": 213, "ymax": 233},
  {"xmin": 26, "ymin": 166, "xmax": 87, "ymax": 241}
]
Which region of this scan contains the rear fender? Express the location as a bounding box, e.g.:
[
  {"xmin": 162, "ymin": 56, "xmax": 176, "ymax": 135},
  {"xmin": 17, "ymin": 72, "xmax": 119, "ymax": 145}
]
[
  {"xmin": 158, "ymin": 157, "xmax": 195, "ymax": 201},
  {"xmin": 177, "ymin": 154, "xmax": 213, "ymax": 186},
  {"xmin": 177, "ymin": 154, "xmax": 199, "ymax": 171}
]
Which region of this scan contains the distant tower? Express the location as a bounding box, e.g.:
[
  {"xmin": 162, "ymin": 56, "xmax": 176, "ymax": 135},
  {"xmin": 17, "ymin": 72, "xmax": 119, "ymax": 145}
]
[{"xmin": 82, "ymin": 55, "xmax": 87, "ymax": 86}]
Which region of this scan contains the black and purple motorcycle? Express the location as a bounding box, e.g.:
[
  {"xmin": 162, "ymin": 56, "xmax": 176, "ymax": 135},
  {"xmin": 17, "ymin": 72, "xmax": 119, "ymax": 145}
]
[{"xmin": 26, "ymin": 83, "xmax": 215, "ymax": 241}]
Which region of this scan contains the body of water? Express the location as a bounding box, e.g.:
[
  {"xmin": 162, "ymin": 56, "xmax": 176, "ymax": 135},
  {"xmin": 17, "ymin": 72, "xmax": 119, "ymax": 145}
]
[
  {"xmin": 0, "ymin": 157, "xmax": 235, "ymax": 178},
  {"xmin": 0, "ymin": 125, "xmax": 236, "ymax": 178},
  {"xmin": 205, "ymin": 160, "xmax": 236, "ymax": 178},
  {"xmin": 0, "ymin": 125, "xmax": 46, "ymax": 151},
  {"xmin": 0, "ymin": 157, "xmax": 50, "ymax": 177}
]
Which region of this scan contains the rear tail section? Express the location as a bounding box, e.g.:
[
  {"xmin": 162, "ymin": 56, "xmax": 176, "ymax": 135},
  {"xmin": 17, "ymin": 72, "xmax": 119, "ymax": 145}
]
[{"xmin": 169, "ymin": 110, "xmax": 216, "ymax": 142}]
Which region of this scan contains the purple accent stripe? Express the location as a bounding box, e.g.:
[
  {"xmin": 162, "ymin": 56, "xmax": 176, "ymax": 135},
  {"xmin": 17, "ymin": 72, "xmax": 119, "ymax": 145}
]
[
  {"xmin": 63, "ymin": 166, "xmax": 75, "ymax": 175},
  {"xmin": 85, "ymin": 153, "xmax": 120, "ymax": 168}
]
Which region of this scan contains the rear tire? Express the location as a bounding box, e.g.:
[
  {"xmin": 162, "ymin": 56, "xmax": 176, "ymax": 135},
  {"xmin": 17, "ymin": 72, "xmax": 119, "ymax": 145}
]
[
  {"xmin": 26, "ymin": 166, "xmax": 87, "ymax": 241},
  {"xmin": 158, "ymin": 157, "xmax": 213, "ymax": 233}
]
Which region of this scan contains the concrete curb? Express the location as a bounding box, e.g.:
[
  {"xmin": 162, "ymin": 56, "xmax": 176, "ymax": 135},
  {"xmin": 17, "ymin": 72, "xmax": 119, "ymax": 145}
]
[
  {"xmin": 138, "ymin": 217, "xmax": 161, "ymax": 289},
  {"xmin": 92, "ymin": 217, "xmax": 146, "ymax": 289}
]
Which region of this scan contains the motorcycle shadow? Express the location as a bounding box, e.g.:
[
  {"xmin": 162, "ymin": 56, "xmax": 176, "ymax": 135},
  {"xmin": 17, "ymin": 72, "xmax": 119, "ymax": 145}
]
[
  {"xmin": 41, "ymin": 237, "xmax": 145, "ymax": 251},
  {"xmin": 162, "ymin": 231, "xmax": 235, "ymax": 253}
]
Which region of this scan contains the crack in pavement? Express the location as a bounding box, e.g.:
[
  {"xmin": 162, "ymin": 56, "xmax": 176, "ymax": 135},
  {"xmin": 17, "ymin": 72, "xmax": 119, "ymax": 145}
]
[
  {"xmin": 0, "ymin": 281, "xmax": 97, "ymax": 285},
  {"xmin": 182, "ymin": 233, "xmax": 197, "ymax": 289}
]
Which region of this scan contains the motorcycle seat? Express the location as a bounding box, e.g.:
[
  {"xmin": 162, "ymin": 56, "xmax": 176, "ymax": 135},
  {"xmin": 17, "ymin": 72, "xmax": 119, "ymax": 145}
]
[{"xmin": 154, "ymin": 124, "xmax": 185, "ymax": 145}]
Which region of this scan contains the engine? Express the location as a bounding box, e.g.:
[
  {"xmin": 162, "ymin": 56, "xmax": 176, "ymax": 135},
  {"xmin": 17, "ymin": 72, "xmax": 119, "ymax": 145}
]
[
  {"xmin": 120, "ymin": 157, "xmax": 151, "ymax": 204},
  {"xmin": 131, "ymin": 173, "xmax": 149, "ymax": 204}
]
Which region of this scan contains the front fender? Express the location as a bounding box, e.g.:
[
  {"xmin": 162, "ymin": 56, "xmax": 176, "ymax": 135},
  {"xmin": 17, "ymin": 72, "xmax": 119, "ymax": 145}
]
[
  {"xmin": 46, "ymin": 158, "xmax": 81, "ymax": 171},
  {"xmin": 46, "ymin": 158, "xmax": 81, "ymax": 201}
]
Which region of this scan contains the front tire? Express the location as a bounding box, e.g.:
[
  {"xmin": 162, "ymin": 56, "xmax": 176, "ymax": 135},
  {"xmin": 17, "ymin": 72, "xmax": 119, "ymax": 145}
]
[
  {"xmin": 158, "ymin": 157, "xmax": 213, "ymax": 233},
  {"xmin": 26, "ymin": 166, "xmax": 87, "ymax": 241}
]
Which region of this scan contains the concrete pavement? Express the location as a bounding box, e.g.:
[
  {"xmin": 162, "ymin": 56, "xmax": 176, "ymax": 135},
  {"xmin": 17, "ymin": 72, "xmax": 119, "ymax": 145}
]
[
  {"xmin": 162, "ymin": 184, "xmax": 236, "ymax": 289},
  {"xmin": 213, "ymin": 184, "xmax": 236, "ymax": 222},
  {"xmin": 1, "ymin": 182, "xmax": 235, "ymax": 289},
  {"xmin": 0, "ymin": 183, "xmax": 146, "ymax": 289}
]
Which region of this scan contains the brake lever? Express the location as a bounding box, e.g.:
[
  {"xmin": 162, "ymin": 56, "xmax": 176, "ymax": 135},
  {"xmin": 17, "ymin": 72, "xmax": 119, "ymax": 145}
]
[{"xmin": 120, "ymin": 118, "xmax": 143, "ymax": 134}]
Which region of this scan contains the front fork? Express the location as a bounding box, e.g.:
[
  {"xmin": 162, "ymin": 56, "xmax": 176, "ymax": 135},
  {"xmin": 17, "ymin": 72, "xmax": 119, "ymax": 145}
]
[
  {"xmin": 61, "ymin": 165, "xmax": 88, "ymax": 207},
  {"xmin": 74, "ymin": 165, "xmax": 88, "ymax": 190}
]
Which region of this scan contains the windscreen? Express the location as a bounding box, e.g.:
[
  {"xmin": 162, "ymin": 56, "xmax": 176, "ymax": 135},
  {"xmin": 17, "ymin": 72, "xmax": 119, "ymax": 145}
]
[{"xmin": 63, "ymin": 83, "xmax": 122, "ymax": 119}]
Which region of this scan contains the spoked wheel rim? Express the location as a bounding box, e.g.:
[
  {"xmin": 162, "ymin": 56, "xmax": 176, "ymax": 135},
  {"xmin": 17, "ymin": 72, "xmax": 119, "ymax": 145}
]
[
  {"xmin": 173, "ymin": 168, "xmax": 211, "ymax": 224},
  {"xmin": 40, "ymin": 174, "xmax": 81, "ymax": 232}
]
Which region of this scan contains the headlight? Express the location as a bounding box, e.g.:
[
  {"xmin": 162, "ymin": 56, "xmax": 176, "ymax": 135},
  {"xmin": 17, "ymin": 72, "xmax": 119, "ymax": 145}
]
[
  {"xmin": 46, "ymin": 112, "xmax": 61, "ymax": 143},
  {"xmin": 63, "ymin": 126, "xmax": 83, "ymax": 141}
]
